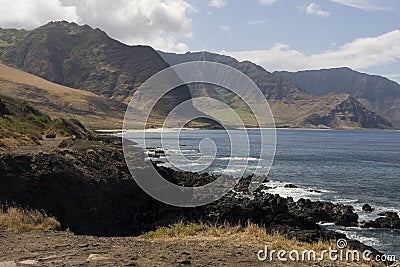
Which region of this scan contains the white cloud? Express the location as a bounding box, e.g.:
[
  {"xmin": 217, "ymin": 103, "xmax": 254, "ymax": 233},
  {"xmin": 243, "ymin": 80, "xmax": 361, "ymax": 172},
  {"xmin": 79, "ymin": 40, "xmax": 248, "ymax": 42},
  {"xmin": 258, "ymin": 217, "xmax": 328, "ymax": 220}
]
[
  {"xmin": 223, "ymin": 30, "xmax": 400, "ymax": 72},
  {"xmin": 259, "ymin": 0, "xmax": 277, "ymax": 6},
  {"xmin": 0, "ymin": 0, "xmax": 194, "ymax": 53},
  {"xmin": 331, "ymin": 0, "xmax": 392, "ymax": 11},
  {"xmin": 306, "ymin": 3, "xmax": 330, "ymax": 18},
  {"xmin": 219, "ymin": 25, "xmax": 231, "ymax": 31},
  {"xmin": 208, "ymin": 0, "xmax": 227, "ymax": 8},
  {"xmin": 71, "ymin": 0, "xmax": 194, "ymax": 52},
  {"xmin": 248, "ymin": 18, "xmax": 269, "ymax": 25},
  {"xmin": 0, "ymin": 0, "xmax": 79, "ymax": 29}
]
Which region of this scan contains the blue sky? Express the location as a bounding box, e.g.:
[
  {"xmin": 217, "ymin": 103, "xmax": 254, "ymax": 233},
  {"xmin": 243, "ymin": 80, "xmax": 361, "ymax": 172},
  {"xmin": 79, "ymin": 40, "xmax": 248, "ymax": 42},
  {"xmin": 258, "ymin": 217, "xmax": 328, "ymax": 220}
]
[
  {"xmin": 0, "ymin": 0, "xmax": 399, "ymax": 82},
  {"xmin": 188, "ymin": 0, "xmax": 400, "ymax": 82}
]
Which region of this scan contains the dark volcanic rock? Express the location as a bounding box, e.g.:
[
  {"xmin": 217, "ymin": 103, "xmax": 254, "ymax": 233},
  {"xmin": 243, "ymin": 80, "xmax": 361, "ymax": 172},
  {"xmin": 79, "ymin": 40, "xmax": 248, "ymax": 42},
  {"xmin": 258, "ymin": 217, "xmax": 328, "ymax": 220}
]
[
  {"xmin": 0, "ymin": 136, "xmax": 158, "ymax": 235},
  {"xmin": 362, "ymin": 211, "xmax": 400, "ymax": 229},
  {"xmin": 378, "ymin": 211, "xmax": 399, "ymax": 219},
  {"xmin": 0, "ymin": 98, "xmax": 10, "ymax": 115},
  {"xmin": 362, "ymin": 204, "xmax": 374, "ymax": 213},
  {"xmin": 45, "ymin": 133, "xmax": 57, "ymax": 139},
  {"xmin": 0, "ymin": 136, "xmax": 359, "ymax": 240},
  {"xmin": 287, "ymin": 198, "xmax": 359, "ymax": 227}
]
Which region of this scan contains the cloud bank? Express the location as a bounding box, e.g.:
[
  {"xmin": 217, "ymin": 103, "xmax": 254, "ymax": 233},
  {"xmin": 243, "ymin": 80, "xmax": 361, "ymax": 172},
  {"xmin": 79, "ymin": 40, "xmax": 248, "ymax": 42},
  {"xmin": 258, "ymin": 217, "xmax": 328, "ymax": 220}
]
[
  {"xmin": 223, "ymin": 30, "xmax": 400, "ymax": 72},
  {"xmin": 0, "ymin": 0, "xmax": 79, "ymax": 29},
  {"xmin": 0, "ymin": 0, "xmax": 194, "ymax": 52}
]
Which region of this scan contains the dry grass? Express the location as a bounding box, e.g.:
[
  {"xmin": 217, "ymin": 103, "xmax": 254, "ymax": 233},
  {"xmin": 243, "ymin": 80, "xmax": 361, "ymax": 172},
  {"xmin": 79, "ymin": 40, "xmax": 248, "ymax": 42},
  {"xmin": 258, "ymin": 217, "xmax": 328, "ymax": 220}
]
[
  {"xmin": 0, "ymin": 63, "xmax": 125, "ymax": 129},
  {"xmin": 0, "ymin": 206, "xmax": 61, "ymax": 232},
  {"xmin": 141, "ymin": 221, "xmax": 387, "ymax": 267},
  {"xmin": 141, "ymin": 221, "xmax": 283, "ymax": 243}
]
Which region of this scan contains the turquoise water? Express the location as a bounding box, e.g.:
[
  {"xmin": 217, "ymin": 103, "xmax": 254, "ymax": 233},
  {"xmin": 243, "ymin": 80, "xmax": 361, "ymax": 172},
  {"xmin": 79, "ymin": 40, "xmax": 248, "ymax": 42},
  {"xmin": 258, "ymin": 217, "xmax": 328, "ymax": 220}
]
[{"xmin": 124, "ymin": 129, "xmax": 400, "ymax": 257}]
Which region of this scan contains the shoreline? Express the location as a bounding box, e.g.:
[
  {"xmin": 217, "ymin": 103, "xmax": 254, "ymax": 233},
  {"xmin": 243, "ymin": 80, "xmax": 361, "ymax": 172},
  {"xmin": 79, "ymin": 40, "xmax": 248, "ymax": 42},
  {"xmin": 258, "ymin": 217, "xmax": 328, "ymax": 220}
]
[
  {"xmin": 96, "ymin": 127, "xmax": 400, "ymax": 133},
  {"xmin": 0, "ymin": 135, "xmax": 398, "ymax": 262}
]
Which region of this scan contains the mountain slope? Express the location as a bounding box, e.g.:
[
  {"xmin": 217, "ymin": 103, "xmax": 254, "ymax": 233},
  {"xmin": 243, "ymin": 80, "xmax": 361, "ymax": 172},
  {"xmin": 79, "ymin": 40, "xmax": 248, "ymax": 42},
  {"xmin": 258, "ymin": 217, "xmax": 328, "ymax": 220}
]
[
  {"xmin": 159, "ymin": 51, "xmax": 308, "ymax": 101},
  {"xmin": 0, "ymin": 21, "xmax": 173, "ymax": 102},
  {"xmin": 0, "ymin": 95, "xmax": 90, "ymax": 147},
  {"xmin": 159, "ymin": 51, "xmax": 392, "ymax": 129},
  {"xmin": 275, "ymin": 68, "xmax": 400, "ymax": 126},
  {"xmin": 0, "ymin": 22, "xmax": 212, "ymax": 128},
  {"xmin": 0, "ymin": 63, "xmax": 126, "ymax": 129}
]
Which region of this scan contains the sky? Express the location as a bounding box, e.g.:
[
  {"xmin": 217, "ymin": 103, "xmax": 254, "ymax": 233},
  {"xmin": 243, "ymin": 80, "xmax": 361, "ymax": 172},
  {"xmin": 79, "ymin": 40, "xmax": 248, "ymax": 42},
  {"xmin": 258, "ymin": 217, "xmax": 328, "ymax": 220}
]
[{"xmin": 0, "ymin": 0, "xmax": 399, "ymax": 82}]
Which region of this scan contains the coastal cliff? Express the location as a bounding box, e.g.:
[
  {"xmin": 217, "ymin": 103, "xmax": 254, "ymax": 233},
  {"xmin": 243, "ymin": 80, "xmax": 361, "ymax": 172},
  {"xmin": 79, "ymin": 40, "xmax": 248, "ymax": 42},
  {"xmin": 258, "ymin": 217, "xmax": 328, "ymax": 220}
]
[{"xmin": 0, "ymin": 134, "xmax": 388, "ymax": 248}]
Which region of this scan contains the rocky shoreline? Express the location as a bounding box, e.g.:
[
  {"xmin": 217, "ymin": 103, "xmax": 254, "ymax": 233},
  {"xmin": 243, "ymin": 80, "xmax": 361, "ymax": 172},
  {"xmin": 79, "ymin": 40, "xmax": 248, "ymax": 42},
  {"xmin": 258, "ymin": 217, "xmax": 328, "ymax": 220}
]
[{"xmin": 0, "ymin": 135, "xmax": 398, "ymax": 258}]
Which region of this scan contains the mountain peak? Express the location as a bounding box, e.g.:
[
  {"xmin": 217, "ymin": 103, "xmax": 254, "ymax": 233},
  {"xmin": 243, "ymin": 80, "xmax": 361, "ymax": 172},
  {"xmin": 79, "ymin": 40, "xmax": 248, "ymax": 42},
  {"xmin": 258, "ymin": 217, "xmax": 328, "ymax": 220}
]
[
  {"xmin": 277, "ymin": 68, "xmax": 400, "ymax": 126},
  {"xmin": 0, "ymin": 23, "xmax": 170, "ymax": 101}
]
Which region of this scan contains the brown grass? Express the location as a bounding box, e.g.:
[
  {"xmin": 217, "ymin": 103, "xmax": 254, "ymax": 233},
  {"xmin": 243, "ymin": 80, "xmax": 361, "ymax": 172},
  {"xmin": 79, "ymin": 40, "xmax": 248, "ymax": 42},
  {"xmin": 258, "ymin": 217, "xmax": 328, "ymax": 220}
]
[
  {"xmin": 141, "ymin": 221, "xmax": 386, "ymax": 267},
  {"xmin": 0, "ymin": 206, "xmax": 61, "ymax": 232},
  {"xmin": 0, "ymin": 63, "xmax": 125, "ymax": 129}
]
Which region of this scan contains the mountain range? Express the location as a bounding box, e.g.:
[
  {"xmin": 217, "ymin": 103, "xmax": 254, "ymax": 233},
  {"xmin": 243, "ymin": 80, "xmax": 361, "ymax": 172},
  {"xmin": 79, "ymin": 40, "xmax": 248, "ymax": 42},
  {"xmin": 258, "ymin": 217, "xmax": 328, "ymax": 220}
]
[
  {"xmin": 0, "ymin": 21, "xmax": 397, "ymax": 129},
  {"xmin": 159, "ymin": 51, "xmax": 394, "ymax": 128},
  {"xmin": 276, "ymin": 68, "xmax": 400, "ymax": 126}
]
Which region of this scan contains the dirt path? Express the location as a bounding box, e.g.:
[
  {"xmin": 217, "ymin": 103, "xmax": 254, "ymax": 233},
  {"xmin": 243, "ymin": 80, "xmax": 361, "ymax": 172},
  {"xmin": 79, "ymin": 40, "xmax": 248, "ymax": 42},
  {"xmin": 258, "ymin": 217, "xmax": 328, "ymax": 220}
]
[
  {"xmin": 0, "ymin": 231, "xmax": 382, "ymax": 267},
  {"xmin": 0, "ymin": 136, "xmax": 67, "ymax": 156}
]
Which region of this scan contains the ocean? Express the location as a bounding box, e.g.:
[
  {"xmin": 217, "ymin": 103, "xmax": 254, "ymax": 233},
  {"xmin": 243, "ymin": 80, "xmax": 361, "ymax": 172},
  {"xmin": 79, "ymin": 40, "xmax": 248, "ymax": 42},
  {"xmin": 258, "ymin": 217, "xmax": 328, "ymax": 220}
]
[{"xmin": 122, "ymin": 129, "xmax": 400, "ymax": 258}]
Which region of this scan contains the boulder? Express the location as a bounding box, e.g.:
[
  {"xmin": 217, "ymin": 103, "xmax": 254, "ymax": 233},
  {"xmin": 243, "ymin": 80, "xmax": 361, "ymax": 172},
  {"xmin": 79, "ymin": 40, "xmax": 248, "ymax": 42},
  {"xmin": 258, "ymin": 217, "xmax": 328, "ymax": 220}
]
[
  {"xmin": 284, "ymin": 184, "xmax": 298, "ymax": 188},
  {"xmin": 0, "ymin": 99, "xmax": 10, "ymax": 116},
  {"xmin": 362, "ymin": 211, "xmax": 400, "ymax": 229},
  {"xmin": 362, "ymin": 204, "xmax": 374, "ymax": 213},
  {"xmin": 378, "ymin": 211, "xmax": 399, "ymax": 219},
  {"xmin": 45, "ymin": 134, "xmax": 57, "ymax": 139}
]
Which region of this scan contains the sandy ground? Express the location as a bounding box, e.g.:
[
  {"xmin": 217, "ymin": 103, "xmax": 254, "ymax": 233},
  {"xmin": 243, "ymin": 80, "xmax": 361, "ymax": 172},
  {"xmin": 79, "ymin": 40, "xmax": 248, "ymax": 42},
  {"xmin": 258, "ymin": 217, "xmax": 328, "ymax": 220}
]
[{"xmin": 0, "ymin": 230, "xmax": 386, "ymax": 267}]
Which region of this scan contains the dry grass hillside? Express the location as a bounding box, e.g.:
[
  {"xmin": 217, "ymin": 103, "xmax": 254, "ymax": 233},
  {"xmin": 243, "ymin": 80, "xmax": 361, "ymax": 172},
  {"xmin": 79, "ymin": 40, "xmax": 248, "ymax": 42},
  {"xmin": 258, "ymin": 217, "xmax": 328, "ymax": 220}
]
[
  {"xmin": 269, "ymin": 94, "xmax": 350, "ymax": 126},
  {"xmin": 0, "ymin": 63, "xmax": 126, "ymax": 129}
]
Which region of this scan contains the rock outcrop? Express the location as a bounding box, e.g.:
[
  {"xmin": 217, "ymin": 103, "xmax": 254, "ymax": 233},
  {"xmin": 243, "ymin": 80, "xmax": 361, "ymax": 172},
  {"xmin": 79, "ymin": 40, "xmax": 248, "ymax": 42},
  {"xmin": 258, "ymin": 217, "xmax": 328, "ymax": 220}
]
[
  {"xmin": 301, "ymin": 96, "xmax": 392, "ymax": 129},
  {"xmin": 362, "ymin": 211, "xmax": 400, "ymax": 229},
  {"xmin": 287, "ymin": 198, "xmax": 359, "ymax": 227},
  {"xmin": 0, "ymin": 98, "xmax": 10, "ymax": 116},
  {"xmin": 362, "ymin": 204, "xmax": 374, "ymax": 213},
  {"xmin": 0, "ymin": 136, "xmax": 360, "ymax": 241}
]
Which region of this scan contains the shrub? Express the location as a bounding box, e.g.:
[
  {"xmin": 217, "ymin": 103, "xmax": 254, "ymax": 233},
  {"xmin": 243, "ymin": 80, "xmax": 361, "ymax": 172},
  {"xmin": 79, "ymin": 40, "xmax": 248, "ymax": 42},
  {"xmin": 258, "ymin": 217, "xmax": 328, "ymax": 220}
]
[{"xmin": 0, "ymin": 205, "xmax": 61, "ymax": 232}]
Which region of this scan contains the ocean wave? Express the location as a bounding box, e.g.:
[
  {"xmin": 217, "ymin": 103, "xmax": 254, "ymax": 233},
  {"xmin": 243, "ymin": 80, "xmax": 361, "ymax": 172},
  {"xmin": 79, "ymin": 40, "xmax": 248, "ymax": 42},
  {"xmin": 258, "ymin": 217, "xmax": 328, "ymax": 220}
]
[
  {"xmin": 221, "ymin": 168, "xmax": 245, "ymax": 174},
  {"xmin": 261, "ymin": 180, "xmax": 325, "ymax": 201},
  {"xmin": 318, "ymin": 222, "xmax": 335, "ymax": 226},
  {"xmin": 332, "ymin": 198, "xmax": 359, "ymax": 204},
  {"xmin": 219, "ymin": 157, "xmax": 261, "ymax": 161},
  {"xmin": 333, "ymin": 229, "xmax": 381, "ymax": 247}
]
